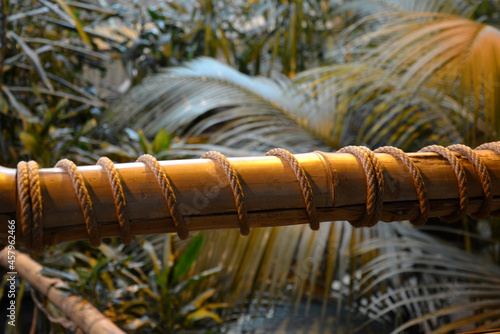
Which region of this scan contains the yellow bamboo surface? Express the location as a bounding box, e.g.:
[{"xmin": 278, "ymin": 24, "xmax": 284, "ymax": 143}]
[
  {"xmin": 0, "ymin": 150, "xmax": 499, "ymax": 248},
  {"xmin": 0, "ymin": 248, "xmax": 125, "ymax": 333}
]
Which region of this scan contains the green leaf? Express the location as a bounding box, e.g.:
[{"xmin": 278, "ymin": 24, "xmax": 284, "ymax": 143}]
[
  {"xmin": 172, "ymin": 232, "xmax": 204, "ymax": 284},
  {"xmin": 153, "ymin": 129, "xmax": 171, "ymax": 154},
  {"xmin": 138, "ymin": 129, "xmax": 152, "ymax": 154}
]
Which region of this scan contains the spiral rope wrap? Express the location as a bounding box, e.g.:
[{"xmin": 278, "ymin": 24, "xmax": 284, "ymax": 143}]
[
  {"xmin": 265, "ymin": 148, "xmax": 320, "ymax": 231},
  {"xmin": 338, "ymin": 146, "xmax": 385, "ymax": 228},
  {"xmin": 55, "ymin": 159, "xmax": 101, "ymax": 247},
  {"xmin": 374, "ymin": 146, "xmax": 430, "ymax": 226},
  {"xmin": 201, "ymin": 151, "xmax": 250, "ymax": 235},
  {"xmin": 17, "ymin": 161, "xmax": 32, "ymax": 250},
  {"xmin": 97, "ymin": 157, "xmax": 132, "ymax": 245},
  {"xmin": 136, "ymin": 154, "xmax": 189, "ymax": 240},
  {"xmin": 14, "ymin": 141, "xmax": 500, "ymax": 251},
  {"xmin": 447, "ymin": 144, "xmax": 492, "ymax": 220},
  {"xmin": 28, "ymin": 161, "xmax": 43, "ymax": 252},
  {"xmin": 476, "ymin": 142, "xmax": 500, "ymax": 217},
  {"xmin": 418, "ymin": 145, "xmax": 469, "ymax": 223}
]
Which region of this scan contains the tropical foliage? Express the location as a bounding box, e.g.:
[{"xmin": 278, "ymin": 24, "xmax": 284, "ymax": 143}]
[
  {"xmin": 107, "ymin": 0, "xmax": 500, "ymax": 332},
  {"xmin": 0, "ymin": 0, "xmax": 121, "ymax": 166},
  {"xmin": 1, "ymin": 0, "xmax": 500, "ymax": 333}
]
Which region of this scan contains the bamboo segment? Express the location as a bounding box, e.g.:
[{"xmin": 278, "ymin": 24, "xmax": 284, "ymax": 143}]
[
  {"xmin": 0, "ymin": 149, "xmax": 499, "ymax": 248},
  {"xmin": 0, "ymin": 248, "xmax": 125, "ymax": 333}
]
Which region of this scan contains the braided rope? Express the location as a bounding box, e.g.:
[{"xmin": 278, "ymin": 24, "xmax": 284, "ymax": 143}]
[
  {"xmin": 97, "ymin": 157, "xmax": 132, "ymax": 245},
  {"xmin": 419, "ymin": 145, "xmax": 468, "ymax": 223},
  {"xmin": 265, "ymin": 148, "xmax": 320, "ymax": 231},
  {"xmin": 28, "ymin": 161, "xmax": 43, "ymax": 252},
  {"xmin": 17, "ymin": 161, "xmax": 32, "ymax": 250},
  {"xmin": 475, "ymin": 141, "xmax": 500, "ymax": 216},
  {"xmin": 374, "ymin": 146, "xmax": 429, "ymax": 226},
  {"xmin": 137, "ymin": 154, "xmax": 189, "ymax": 240},
  {"xmin": 476, "ymin": 141, "xmax": 500, "ymax": 154},
  {"xmin": 55, "ymin": 159, "xmax": 101, "ymax": 247},
  {"xmin": 201, "ymin": 151, "xmax": 250, "ymax": 235},
  {"xmin": 13, "ymin": 141, "xmax": 500, "ymax": 250},
  {"xmin": 448, "ymin": 144, "xmax": 492, "ymax": 220},
  {"xmin": 338, "ymin": 146, "xmax": 385, "ymax": 228}
]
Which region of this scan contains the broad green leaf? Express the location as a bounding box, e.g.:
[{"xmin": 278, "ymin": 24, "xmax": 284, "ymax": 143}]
[
  {"xmin": 153, "ymin": 129, "xmax": 171, "ymax": 154},
  {"xmin": 172, "ymin": 232, "xmax": 204, "ymax": 284},
  {"xmin": 138, "ymin": 129, "xmax": 152, "ymax": 154}
]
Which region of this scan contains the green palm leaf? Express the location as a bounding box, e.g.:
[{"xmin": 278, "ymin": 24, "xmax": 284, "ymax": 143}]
[{"xmin": 108, "ymin": 57, "xmax": 326, "ymax": 154}]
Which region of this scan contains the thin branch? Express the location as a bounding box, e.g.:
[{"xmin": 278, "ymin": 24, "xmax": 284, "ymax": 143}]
[{"xmin": 0, "ymin": 248, "xmax": 125, "ymax": 333}]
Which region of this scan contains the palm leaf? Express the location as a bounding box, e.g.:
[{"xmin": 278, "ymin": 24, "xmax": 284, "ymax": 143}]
[
  {"xmin": 353, "ymin": 222, "xmax": 500, "ymax": 333},
  {"xmin": 107, "ymin": 57, "xmax": 326, "ymax": 154},
  {"xmin": 343, "ymin": 12, "xmax": 500, "ymax": 142},
  {"xmin": 338, "ymin": 0, "xmax": 480, "ymax": 18},
  {"xmin": 293, "ymin": 63, "xmax": 463, "ymax": 149}
]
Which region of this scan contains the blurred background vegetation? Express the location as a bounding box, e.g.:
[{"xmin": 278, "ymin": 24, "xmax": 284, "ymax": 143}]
[{"xmin": 1, "ymin": 0, "xmax": 500, "ymax": 332}]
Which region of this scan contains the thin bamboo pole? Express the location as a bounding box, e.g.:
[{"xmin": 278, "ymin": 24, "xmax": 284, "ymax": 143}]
[
  {"xmin": 0, "ymin": 248, "xmax": 125, "ymax": 333},
  {"xmin": 0, "ymin": 149, "xmax": 499, "ymax": 248}
]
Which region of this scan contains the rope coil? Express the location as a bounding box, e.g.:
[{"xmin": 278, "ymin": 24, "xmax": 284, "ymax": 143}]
[
  {"xmin": 265, "ymin": 148, "xmax": 320, "ymax": 231},
  {"xmin": 55, "ymin": 159, "xmax": 101, "ymax": 248},
  {"xmin": 137, "ymin": 154, "xmax": 189, "ymax": 240},
  {"xmin": 97, "ymin": 157, "xmax": 132, "ymax": 245},
  {"xmin": 338, "ymin": 146, "xmax": 385, "ymax": 228},
  {"xmin": 14, "ymin": 141, "xmax": 500, "ymax": 251},
  {"xmin": 374, "ymin": 146, "xmax": 429, "ymax": 227},
  {"xmin": 201, "ymin": 151, "xmax": 250, "ymax": 235},
  {"xmin": 418, "ymin": 145, "xmax": 469, "ymax": 223}
]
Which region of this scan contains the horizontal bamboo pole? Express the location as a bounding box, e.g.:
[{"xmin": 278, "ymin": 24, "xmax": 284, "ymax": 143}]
[
  {"xmin": 0, "ymin": 248, "xmax": 125, "ymax": 333},
  {"xmin": 0, "ymin": 150, "xmax": 499, "ymax": 248}
]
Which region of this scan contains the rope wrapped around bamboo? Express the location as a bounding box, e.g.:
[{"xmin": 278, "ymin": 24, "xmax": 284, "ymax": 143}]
[{"xmin": 1, "ymin": 142, "xmax": 500, "ymax": 252}]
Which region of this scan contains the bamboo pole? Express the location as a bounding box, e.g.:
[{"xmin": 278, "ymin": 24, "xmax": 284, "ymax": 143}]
[
  {"xmin": 0, "ymin": 248, "xmax": 125, "ymax": 333},
  {"xmin": 0, "ymin": 149, "xmax": 499, "ymax": 248}
]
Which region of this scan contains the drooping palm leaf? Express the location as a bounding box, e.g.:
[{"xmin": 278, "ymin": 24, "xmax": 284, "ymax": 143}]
[
  {"xmin": 353, "ymin": 222, "xmax": 500, "ymax": 333},
  {"xmin": 292, "ymin": 63, "xmax": 463, "ymax": 149},
  {"xmin": 108, "ymin": 57, "xmax": 326, "ymax": 155},
  {"xmin": 338, "ymin": 0, "xmax": 480, "ymax": 18},
  {"xmin": 342, "ymin": 12, "xmax": 500, "ymax": 143},
  {"xmin": 107, "ymin": 57, "xmax": 409, "ymax": 328}
]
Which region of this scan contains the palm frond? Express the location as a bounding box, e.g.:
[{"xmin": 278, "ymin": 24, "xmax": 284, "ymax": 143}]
[
  {"xmin": 293, "ymin": 63, "xmax": 463, "ymax": 149},
  {"xmin": 343, "ymin": 13, "xmax": 500, "ymax": 142},
  {"xmin": 338, "ymin": 0, "xmax": 480, "ymax": 18},
  {"xmin": 108, "ymin": 57, "xmax": 326, "ymax": 154},
  {"xmin": 353, "ymin": 222, "xmax": 500, "ymax": 333}
]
